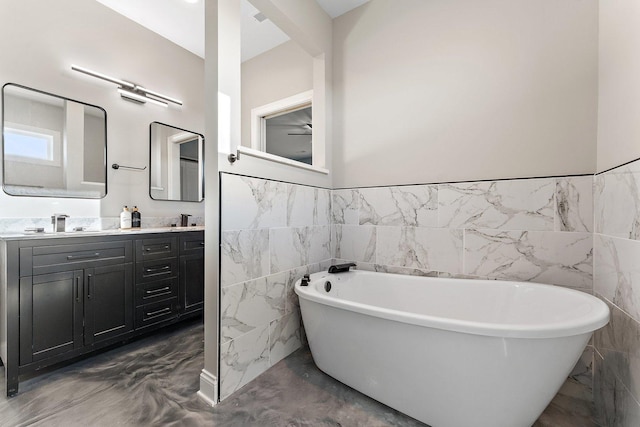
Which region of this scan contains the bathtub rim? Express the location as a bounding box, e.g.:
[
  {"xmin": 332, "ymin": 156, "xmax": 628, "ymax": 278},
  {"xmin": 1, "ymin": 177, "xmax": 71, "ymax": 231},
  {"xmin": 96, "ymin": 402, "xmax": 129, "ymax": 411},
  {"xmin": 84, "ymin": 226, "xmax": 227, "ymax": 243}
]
[{"xmin": 295, "ymin": 270, "xmax": 609, "ymax": 339}]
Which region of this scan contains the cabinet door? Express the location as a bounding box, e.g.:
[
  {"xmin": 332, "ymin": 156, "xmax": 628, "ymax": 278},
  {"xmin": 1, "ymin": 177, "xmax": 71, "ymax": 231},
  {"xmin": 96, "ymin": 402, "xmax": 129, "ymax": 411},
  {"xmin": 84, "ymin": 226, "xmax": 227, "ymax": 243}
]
[
  {"xmin": 179, "ymin": 253, "xmax": 204, "ymax": 314},
  {"xmin": 20, "ymin": 270, "xmax": 84, "ymax": 364},
  {"xmin": 84, "ymin": 264, "xmax": 134, "ymax": 345}
]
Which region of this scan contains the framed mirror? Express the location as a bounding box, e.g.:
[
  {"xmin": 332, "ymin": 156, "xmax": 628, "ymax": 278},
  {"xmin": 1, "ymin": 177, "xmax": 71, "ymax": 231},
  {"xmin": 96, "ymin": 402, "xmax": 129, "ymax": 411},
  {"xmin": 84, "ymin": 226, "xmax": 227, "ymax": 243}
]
[
  {"xmin": 2, "ymin": 83, "xmax": 107, "ymax": 198},
  {"xmin": 149, "ymin": 122, "xmax": 204, "ymax": 202}
]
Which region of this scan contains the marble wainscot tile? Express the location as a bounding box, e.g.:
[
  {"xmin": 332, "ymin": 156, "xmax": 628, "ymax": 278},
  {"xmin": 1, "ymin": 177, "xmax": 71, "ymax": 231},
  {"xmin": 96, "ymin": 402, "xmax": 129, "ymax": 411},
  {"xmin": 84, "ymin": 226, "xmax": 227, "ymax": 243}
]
[
  {"xmin": 464, "ymin": 229, "xmax": 593, "ymax": 289},
  {"xmin": 270, "ymin": 311, "xmax": 303, "ymax": 365},
  {"xmin": 438, "ymin": 178, "xmax": 555, "ymax": 231},
  {"xmin": 358, "ymin": 185, "xmax": 438, "ymax": 227},
  {"xmin": 221, "ymin": 229, "xmax": 270, "ymax": 287},
  {"xmin": 594, "ymin": 234, "xmax": 640, "ymax": 320},
  {"xmin": 594, "ymin": 160, "xmax": 640, "ymax": 240},
  {"xmin": 376, "ymin": 226, "xmax": 463, "ymax": 274},
  {"xmin": 555, "ymin": 176, "xmax": 593, "ymax": 232},
  {"xmin": 314, "ymin": 187, "xmax": 331, "ymax": 226},
  {"xmin": 287, "ymin": 184, "xmax": 315, "ymax": 227},
  {"xmin": 270, "ymin": 226, "xmax": 330, "ymax": 274},
  {"xmin": 0, "ymin": 217, "xmax": 55, "ymax": 233},
  {"xmin": 595, "ymin": 299, "xmax": 640, "ymax": 400},
  {"xmin": 594, "ymin": 349, "xmax": 640, "ymax": 426},
  {"xmin": 220, "ymin": 276, "xmax": 286, "ymax": 343},
  {"xmin": 271, "ymin": 266, "xmax": 314, "ymax": 314},
  {"xmin": 332, "ymin": 189, "xmax": 359, "ymax": 225},
  {"xmin": 220, "ymin": 325, "xmax": 270, "ymax": 400},
  {"xmin": 356, "ymin": 262, "xmax": 439, "ymax": 277},
  {"xmin": 221, "ymin": 173, "xmax": 287, "ymax": 231},
  {"xmin": 332, "ymin": 224, "xmax": 376, "ymax": 263},
  {"xmin": 98, "ymin": 217, "xmax": 120, "ymax": 230}
]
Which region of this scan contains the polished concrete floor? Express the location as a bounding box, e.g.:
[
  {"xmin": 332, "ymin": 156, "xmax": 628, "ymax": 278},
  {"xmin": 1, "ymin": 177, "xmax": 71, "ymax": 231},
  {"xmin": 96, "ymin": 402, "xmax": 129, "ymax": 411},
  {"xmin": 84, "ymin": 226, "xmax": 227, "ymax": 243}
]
[{"xmin": 0, "ymin": 321, "xmax": 597, "ymax": 426}]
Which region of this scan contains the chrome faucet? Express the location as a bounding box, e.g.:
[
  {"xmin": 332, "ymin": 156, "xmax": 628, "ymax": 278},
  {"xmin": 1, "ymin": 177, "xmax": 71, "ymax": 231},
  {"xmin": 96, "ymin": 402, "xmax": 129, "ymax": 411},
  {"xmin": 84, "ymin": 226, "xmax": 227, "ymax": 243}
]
[
  {"xmin": 180, "ymin": 214, "xmax": 192, "ymax": 227},
  {"xmin": 51, "ymin": 214, "xmax": 69, "ymax": 232}
]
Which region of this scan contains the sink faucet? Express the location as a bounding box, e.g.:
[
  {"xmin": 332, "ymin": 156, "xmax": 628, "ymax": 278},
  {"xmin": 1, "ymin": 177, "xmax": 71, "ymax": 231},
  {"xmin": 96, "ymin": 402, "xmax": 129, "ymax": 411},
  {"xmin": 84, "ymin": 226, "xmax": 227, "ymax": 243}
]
[
  {"xmin": 51, "ymin": 214, "xmax": 69, "ymax": 232},
  {"xmin": 180, "ymin": 214, "xmax": 192, "ymax": 227}
]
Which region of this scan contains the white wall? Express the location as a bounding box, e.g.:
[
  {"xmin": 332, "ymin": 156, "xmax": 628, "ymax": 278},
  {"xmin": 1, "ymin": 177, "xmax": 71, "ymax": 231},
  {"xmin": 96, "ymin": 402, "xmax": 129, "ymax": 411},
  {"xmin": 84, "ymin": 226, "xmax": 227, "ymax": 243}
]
[
  {"xmin": 240, "ymin": 40, "xmax": 313, "ymax": 148},
  {"xmin": 597, "ymin": 0, "xmax": 640, "ymax": 172},
  {"xmin": 0, "ymin": 0, "xmax": 205, "ymax": 220},
  {"xmin": 332, "ymin": 0, "xmax": 598, "ymax": 188}
]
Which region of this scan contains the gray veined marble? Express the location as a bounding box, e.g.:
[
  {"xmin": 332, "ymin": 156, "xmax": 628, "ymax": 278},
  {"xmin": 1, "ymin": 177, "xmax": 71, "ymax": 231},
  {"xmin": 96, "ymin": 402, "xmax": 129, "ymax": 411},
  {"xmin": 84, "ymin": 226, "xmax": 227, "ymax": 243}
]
[
  {"xmin": 220, "ymin": 275, "xmax": 286, "ymax": 343},
  {"xmin": 269, "ymin": 311, "xmax": 303, "ymax": 366},
  {"xmin": 221, "ymin": 173, "xmax": 287, "ymax": 231},
  {"xmin": 287, "ymin": 183, "xmax": 316, "ymax": 227},
  {"xmin": 376, "ymin": 226, "xmax": 463, "ymax": 273},
  {"xmin": 464, "ymin": 229, "xmax": 593, "ymax": 289},
  {"xmin": 270, "ymin": 226, "xmax": 331, "ymax": 274},
  {"xmin": 594, "ymin": 234, "xmax": 640, "ymax": 321},
  {"xmin": 313, "ymin": 187, "xmax": 332, "ymax": 226},
  {"xmin": 594, "ymin": 160, "xmax": 640, "ymax": 241},
  {"xmin": 332, "ymin": 189, "xmax": 360, "ymax": 225},
  {"xmin": 438, "ymin": 178, "xmax": 555, "ymax": 231},
  {"xmin": 220, "ymin": 228, "xmax": 270, "ymax": 287},
  {"xmin": 358, "ymin": 185, "xmax": 438, "ymax": 227},
  {"xmin": 594, "ymin": 349, "xmax": 640, "ymax": 427},
  {"xmin": 555, "ymin": 177, "xmax": 593, "ymax": 232},
  {"xmin": 332, "ymin": 224, "xmax": 376, "ymax": 263}
]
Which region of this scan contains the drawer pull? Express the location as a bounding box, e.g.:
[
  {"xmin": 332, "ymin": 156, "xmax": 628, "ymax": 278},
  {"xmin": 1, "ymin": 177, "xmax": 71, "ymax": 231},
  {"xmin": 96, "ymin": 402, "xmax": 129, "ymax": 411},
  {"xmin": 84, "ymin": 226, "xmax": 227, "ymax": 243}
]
[
  {"xmin": 67, "ymin": 253, "xmax": 100, "ymax": 260},
  {"xmin": 200, "ymin": 242, "xmax": 205, "ymax": 246},
  {"xmin": 146, "ymin": 286, "xmax": 170, "ymax": 295},
  {"xmin": 145, "ymin": 265, "xmax": 171, "ymax": 273},
  {"xmin": 75, "ymin": 277, "xmax": 80, "ymax": 302},
  {"xmin": 146, "ymin": 307, "xmax": 171, "ymax": 317},
  {"xmin": 145, "ymin": 245, "xmax": 170, "ymax": 252},
  {"xmin": 87, "ymin": 274, "xmax": 92, "ymax": 299}
]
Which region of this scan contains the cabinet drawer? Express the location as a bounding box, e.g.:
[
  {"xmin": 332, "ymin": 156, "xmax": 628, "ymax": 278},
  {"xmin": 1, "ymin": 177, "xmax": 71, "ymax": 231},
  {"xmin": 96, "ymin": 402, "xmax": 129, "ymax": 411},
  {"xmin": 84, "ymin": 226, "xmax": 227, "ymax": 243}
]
[
  {"xmin": 135, "ymin": 298, "xmax": 178, "ymax": 329},
  {"xmin": 180, "ymin": 233, "xmax": 204, "ymax": 254},
  {"xmin": 30, "ymin": 241, "xmax": 131, "ymax": 275},
  {"xmin": 135, "ymin": 237, "xmax": 178, "ymax": 261},
  {"xmin": 135, "ymin": 258, "xmax": 178, "ymax": 283},
  {"xmin": 135, "ymin": 278, "xmax": 179, "ymax": 306}
]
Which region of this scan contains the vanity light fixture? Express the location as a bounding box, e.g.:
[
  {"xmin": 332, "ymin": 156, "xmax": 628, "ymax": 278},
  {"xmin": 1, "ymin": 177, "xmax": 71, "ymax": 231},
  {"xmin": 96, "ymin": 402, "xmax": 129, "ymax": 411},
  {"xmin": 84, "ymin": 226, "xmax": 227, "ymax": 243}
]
[{"xmin": 70, "ymin": 64, "xmax": 183, "ymax": 107}]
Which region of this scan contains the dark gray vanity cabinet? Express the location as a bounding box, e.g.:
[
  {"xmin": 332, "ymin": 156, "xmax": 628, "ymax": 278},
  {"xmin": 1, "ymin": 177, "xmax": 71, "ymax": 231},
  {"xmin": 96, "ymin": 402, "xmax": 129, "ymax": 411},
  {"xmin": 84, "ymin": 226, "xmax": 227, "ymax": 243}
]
[
  {"xmin": 179, "ymin": 233, "xmax": 205, "ymax": 315},
  {"xmin": 1, "ymin": 230, "xmax": 204, "ymax": 397}
]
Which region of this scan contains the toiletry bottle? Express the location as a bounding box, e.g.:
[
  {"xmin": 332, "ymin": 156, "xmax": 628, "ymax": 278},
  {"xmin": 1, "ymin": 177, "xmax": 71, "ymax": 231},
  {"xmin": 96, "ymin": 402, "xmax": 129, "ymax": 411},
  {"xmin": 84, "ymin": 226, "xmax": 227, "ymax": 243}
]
[
  {"xmin": 132, "ymin": 206, "xmax": 141, "ymax": 228},
  {"xmin": 120, "ymin": 206, "xmax": 132, "ymax": 229}
]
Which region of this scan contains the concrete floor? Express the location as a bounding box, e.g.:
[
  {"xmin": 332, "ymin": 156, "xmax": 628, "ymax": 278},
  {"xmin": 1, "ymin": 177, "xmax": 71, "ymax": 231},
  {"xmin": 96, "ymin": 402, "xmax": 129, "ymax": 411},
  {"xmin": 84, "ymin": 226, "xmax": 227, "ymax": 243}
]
[{"xmin": 0, "ymin": 321, "xmax": 597, "ymax": 426}]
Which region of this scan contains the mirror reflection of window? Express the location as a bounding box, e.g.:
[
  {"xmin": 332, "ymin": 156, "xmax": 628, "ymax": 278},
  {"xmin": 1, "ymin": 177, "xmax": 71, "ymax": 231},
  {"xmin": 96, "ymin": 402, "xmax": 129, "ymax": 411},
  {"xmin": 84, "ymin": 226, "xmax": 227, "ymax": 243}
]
[
  {"xmin": 1, "ymin": 84, "xmax": 107, "ymax": 198},
  {"xmin": 149, "ymin": 122, "xmax": 204, "ymax": 202},
  {"xmin": 264, "ymin": 105, "xmax": 312, "ymax": 165}
]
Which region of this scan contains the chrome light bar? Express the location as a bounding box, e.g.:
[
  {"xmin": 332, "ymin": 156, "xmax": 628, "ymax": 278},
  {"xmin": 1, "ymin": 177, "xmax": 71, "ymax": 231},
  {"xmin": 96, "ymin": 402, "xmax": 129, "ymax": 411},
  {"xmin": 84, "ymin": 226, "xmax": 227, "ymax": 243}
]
[{"xmin": 70, "ymin": 64, "xmax": 183, "ymax": 107}]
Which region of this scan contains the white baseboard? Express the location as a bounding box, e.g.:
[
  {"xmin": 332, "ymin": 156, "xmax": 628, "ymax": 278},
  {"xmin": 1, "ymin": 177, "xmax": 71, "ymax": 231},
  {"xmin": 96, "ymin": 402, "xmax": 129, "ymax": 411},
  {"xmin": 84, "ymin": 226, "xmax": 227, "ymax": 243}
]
[{"xmin": 197, "ymin": 368, "xmax": 218, "ymax": 406}]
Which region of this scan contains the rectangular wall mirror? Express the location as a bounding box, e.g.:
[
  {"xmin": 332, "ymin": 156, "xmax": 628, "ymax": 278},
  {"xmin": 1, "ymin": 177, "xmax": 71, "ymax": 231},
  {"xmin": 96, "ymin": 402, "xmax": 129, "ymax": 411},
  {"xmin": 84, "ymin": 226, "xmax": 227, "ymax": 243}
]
[
  {"xmin": 149, "ymin": 122, "xmax": 204, "ymax": 202},
  {"xmin": 2, "ymin": 83, "xmax": 107, "ymax": 198}
]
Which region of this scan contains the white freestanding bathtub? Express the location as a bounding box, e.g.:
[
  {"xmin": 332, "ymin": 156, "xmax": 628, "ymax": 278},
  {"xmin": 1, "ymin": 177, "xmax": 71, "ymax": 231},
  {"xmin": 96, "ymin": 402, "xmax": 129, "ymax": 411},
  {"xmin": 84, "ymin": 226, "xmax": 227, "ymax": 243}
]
[{"xmin": 295, "ymin": 270, "xmax": 609, "ymax": 427}]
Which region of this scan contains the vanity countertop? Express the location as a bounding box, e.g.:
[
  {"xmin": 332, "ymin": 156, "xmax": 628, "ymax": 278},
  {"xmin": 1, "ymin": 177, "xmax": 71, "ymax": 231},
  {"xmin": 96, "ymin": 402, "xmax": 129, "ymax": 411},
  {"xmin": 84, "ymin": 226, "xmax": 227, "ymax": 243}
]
[{"xmin": 0, "ymin": 226, "xmax": 205, "ymax": 241}]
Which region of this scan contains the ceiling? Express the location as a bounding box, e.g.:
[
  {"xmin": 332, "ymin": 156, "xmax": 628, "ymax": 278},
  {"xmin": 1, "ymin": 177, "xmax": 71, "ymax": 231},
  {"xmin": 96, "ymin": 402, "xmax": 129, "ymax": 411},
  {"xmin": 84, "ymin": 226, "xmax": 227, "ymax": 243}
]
[{"xmin": 95, "ymin": 0, "xmax": 369, "ymax": 62}]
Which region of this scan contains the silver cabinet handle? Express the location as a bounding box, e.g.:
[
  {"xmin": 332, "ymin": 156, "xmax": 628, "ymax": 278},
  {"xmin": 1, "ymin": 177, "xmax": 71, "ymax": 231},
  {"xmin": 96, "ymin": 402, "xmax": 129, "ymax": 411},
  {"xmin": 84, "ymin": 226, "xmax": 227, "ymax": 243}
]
[
  {"xmin": 67, "ymin": 253, "xmax": 100, "ymax": 260},
  {"xmin": 146, "ymin": 287, "xmax": 170, "ymax": 295},
  {"xmin": 146, "ymin": 307, "xmax": 171, "ymax": 317},
  {"xmin": 145, "ymin": 265, "xmax": 171, "ymax": 273}
]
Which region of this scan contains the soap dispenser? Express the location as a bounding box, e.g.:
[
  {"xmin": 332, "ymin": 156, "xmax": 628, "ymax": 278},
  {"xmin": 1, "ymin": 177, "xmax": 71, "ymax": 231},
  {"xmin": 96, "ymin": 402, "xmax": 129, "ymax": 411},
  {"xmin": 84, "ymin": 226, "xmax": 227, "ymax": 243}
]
[
  {"xmin": 120, "ymin": 206, "xmax": 132, "ymax": 229},
  {"xmin": 132, "ymin": 206, "xmax": 141, "ymax": 228}
]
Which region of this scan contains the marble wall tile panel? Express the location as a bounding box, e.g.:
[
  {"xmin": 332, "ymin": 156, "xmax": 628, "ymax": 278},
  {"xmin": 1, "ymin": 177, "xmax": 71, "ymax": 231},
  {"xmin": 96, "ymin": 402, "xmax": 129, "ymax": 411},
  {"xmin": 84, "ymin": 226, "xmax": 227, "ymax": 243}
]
[
  {"xmin": 220, "ymin": 229, "xmax": 270, "ymax": 287},
  {"xmin": 332, "ymin": 225, "xmax": 376, "ymax": 263},
  {"xmin": 332, "ymin": 189, "xmax": 359, "ymax": 225},
  {"xmin": 376, "ymin": 226, "xmax": 463, "ymax": 274},
  {"xmin": 594, "ymin": 350, "xmax": 640, "ymax": 427},
  {"xmin": 464, "ymin": 230, "xmax": 593, "ymax": 289},
  {"xmin": 270, "ymin": 226, "xmax": 330, "ymax": 274},
  {"xmin": 595, "ymin": 298, "xmax": 640, "ymax": 401},
  {"xmin": 358, "ymin": 185, "xmax": 438, "ymax": 227},
  {"xmin": 269, "ymin": 265, "xmax": 317, "ymax": 315},
  {"xmin": 438, "ymin": 179, "xmax": 555, "ymax": 231},
  {"xmin": 221, "ymin": 174, "xmax": 287, "ymax": 231},
  {"xmin": 594, "ymin": 234, "xmax": 640, "ymax": 322},
  {"xmin": 594, "ymin": 160, "xmax": 640, "ymax": 241},
  {"xmin": 287, "ymin": 184, "xmax": 315, "ymax": 227},
  {"xmin": 269, "ymin": 311, "xmax": 303, "ymax": 366},
  {"xmin": 220, "ymin": 276, "xmax": 286, "ymax": 343},
  {"xmin": 314, "ymin": 188, "xmax": 332, "ymax": 226},
  {"xmin": 219, "ymin": 325, "xmax": 270, "ymax": 400},
  {"xmin": 555, "ymin": 177, "xmax": 593, "ymax": 232},
  {"xmin": 355, "ymin": 262, "xmax": 439, "ymax": 277}
]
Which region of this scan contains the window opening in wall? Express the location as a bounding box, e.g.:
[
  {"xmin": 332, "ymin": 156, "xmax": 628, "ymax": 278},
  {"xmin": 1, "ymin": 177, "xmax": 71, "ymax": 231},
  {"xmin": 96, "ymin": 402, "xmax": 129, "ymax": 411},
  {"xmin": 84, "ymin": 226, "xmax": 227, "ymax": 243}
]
[{"xmin": 4, "ymin": 125, "xmax": 61, "ymax": 166}]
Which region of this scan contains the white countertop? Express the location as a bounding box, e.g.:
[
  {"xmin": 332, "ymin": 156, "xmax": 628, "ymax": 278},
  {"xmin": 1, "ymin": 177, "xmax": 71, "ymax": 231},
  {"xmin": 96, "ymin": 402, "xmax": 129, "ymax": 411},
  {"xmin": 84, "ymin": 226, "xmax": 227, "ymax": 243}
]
[{"xmin": 0, "ymin": 226, "xmax": 205, "ymax": 240}]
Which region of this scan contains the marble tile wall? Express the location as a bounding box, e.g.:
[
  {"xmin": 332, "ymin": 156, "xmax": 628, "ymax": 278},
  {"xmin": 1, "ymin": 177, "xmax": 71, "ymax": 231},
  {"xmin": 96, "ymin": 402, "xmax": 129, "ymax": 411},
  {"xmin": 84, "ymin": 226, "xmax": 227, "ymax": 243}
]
[
  {"xmin": 219, "ymin": 173, "xmax": 331, "ymax": 400},
  {"xmin": 332, "ymin": 176, "xmax": 594, "ymax": 290},
  {"xmin": 593, "ymin": 158, "xmax": 640, "ymax": 425}
]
